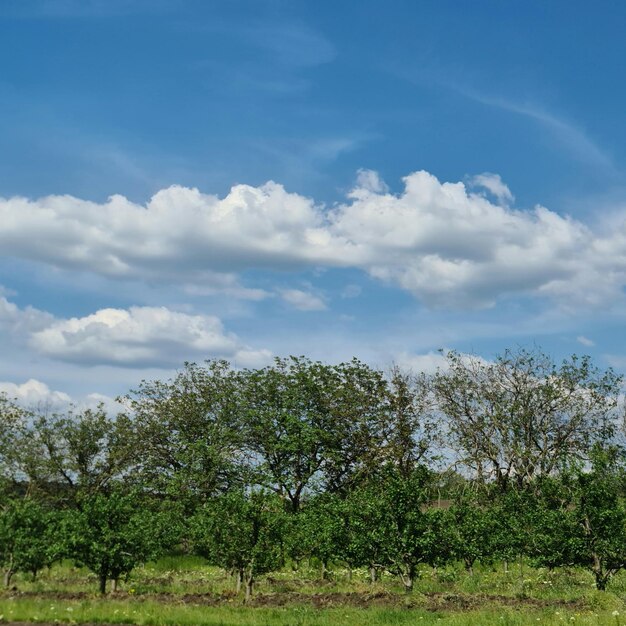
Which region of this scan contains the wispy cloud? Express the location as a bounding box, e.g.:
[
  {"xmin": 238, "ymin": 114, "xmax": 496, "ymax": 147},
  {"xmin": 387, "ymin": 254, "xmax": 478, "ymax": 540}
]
[
  {"xmin": 388, "ymin": 65, "xmax": 615, "ymax": 173},
  {"xmin": 457, "ymin": 87, "xmax": 614, "ymax": 171},
  {"xmin": 577, "ymin": 335, "xmax": 595, "ymax": 347},
  {"xmin": 279, "ymin": 288, "xmax": 327, "ymax": 312}
]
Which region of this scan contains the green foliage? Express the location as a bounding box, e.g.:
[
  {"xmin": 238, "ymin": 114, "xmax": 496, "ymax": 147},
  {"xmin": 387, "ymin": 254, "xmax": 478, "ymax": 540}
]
[
  {"xmin": 123, "ymin": 360, "xmax": 246, "ymax": 506},
  {"xmin": 2, "ymin": 347, "xmax": 626, "ymax": 600},
  {"xmin": 568, "ymin": 448, "xmax": 626, "ymax": 589},
  {"xmin": 285, "ymin": 493, "xmax": 349, "ymax": 575},
  {"xmin": 63, "ymin": 490, "xmax": 175, "ymax": 593},
  {"xmin": 0, "ymin": 496, "xmax": 59, "ymax": 587},
  {"xmin": 346, "ymin": 466, "xmax": 454, "ymax": 592},
  {"xmin": 21, "ymin": 405, "xmax": 136, "ymax": 501},
  {"xmin": 449, "ymin": 495, "xmax": 499, "ymax": 571},
  {"xmin": 191, "ymin": 490, "xmax": 286, "ymax": 598}
]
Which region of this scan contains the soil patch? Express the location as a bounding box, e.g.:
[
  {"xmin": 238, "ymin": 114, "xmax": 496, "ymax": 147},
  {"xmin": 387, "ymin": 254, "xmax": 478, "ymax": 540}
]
[{"xmin": 0, "ymin": 589, "xmax": 587, "ymax": 611}]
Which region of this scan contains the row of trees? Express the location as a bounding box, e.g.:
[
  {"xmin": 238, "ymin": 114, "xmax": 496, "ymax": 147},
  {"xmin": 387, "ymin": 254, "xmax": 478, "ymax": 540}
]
[{"xmin": 1, "ymin": 349, "xmax": 625, "ymax": 597}]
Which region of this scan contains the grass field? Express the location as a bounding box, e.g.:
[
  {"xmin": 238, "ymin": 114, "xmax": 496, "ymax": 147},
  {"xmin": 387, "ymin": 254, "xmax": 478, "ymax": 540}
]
[{"xmin": 1, "ymin": 556, "xmax": 626, "ymax": 625}]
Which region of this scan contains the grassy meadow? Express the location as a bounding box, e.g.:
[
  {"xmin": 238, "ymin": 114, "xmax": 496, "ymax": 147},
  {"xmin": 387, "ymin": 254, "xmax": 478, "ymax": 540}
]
[{"xmin": 2, "ymin": 556, "xmax": 626, "ymax": 626}]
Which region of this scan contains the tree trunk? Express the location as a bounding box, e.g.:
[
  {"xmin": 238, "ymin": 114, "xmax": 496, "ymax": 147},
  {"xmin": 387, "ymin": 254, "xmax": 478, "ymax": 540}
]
[
  {"xmin": 244, "ymin": 576, "xmax": 254, "ymax": 602},
  {"xmin": 369, "ymin": 566, "xmax": 378, "ymax": 583},
  {"xmin": 400, "ymin": 564, "xmax": 415, "ymax": 593},
  {"xmin": 402, "ymin": 574, "xmax": 413, "ymax": 593},
  {"xmin": 3, "ymin": 568, "xmax": 13, "ymax": 589},
  {"xmin": 347, "ymin": 566, "xmax": 352, "ymax": 582},
  {"xmin": 99, "ymin": 574, "xmax": 107, "ymax": 595},
  {"xmin": 595, "ymin": 571, "xmax": 609, "ymax": 591},
  {"xmin": 503, "ymin": 560, "xmax": 509, "ymax": 574},
  {"xmin": 111, "ymin": 577, "xmax": 119, "ymax": 593},
  {"xmin": 464, "ymin": 558, "xmax": 474, "ymax": 575},
  {"xmin": 320, "ymin": 560, "xmax": 328, "ymax": 580},
  {"xmin": 236, "ymin": 568, "xmax": 243, "ymax": 594}
]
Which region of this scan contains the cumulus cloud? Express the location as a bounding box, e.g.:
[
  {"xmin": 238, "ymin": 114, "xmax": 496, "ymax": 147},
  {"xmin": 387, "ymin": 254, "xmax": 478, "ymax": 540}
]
[
  {"xmin": 0, "ymin": 379, "xmax": 71, "ymax": 406},
  {"xmin": 469, "ymin": 172, "xmax": 514, "ymax": 205},
  {"xmin": 0, "ymin": 295, "xmax": 271, "ymax": 369},
  {"xmin": 394, "ymin": 351, "xmax": 449, "ymax": 374},
  {"xmin": 0, "ymin": 379, "xmax": 124, "ymax": 414},
  {"xmin": 393, "ymin": 349, "xmax": 491, "ymax": 375},
  {"xmin": 0, "ymin": 182, "xmax": 338, "ymax": 281},
  {"xmin": 29, "ymin": 305, "xmax": 272, "ymax": 368},
  {"xmin": 0, "ymin": 296, "xmax": 53, "ymax": 335},
  {"xmin": 279, "ymin": 288, "xmax": 327, "ymax": 311},
  {"xmin": 354, "ymin": 169, "xmax": 389, "ymax": 195},
  {"xmin": 3, "ymin": 170, "xmax": 626, "ymax": 309}
]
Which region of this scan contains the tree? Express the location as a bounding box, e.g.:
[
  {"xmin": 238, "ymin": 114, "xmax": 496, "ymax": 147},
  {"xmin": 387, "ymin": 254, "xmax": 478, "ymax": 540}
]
[
  {"xmin": 0, "ymin": 497, "xmax": 59, "ymax": 588},
  {"xmin": 567, "ymin": 448, "xmax": 626, "ymax": 590},
  {"xmin": 320, "ymin": 359, "xmax": 388, "ymax": 495},
  {"xmin": 191, "ymin": 490, "xmax": 285, "ymax": 600},
  {"xmin": 379, "ymin": 366, "xmax": 439, "ymax": 479},
  {"xmin": 24, "ymin": 405, "xmax": 135, "ymax": 502},
  {"xmin": 517, "ymin": 475, "xmax": 577, "ymax": 572},
  {"xmin": 241, "ymin": 357, "xmax": 340, "ymax": 511},
  {"xmin": 64, "ymin": 490, "xmax": 175, "ymax": 594},
  {"xmin": 0, "ymin": 394, "xmax": 31, "ymax": 489},
  {"xmin": 449, "ymin": 494, "xmax": 499, "ymax": 573},
  {"xmin": 347, "ymin": 466, "xmax": 453, "ymax": 592},
  {"xmin": 434, "ymin": 348, "xmax": 621, "ymax": 489},
  {"xmin": 123, "ymin": 360, "xmax": 245, "ymax": 507},
  {"xmin": 285, "ymin": 493, "xmax": 349, "ymax": 579}
]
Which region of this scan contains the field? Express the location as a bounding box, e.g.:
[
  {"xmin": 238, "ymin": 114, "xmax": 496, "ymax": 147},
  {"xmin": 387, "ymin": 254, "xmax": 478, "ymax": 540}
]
[{"xmin": 1, "ymin": 556, "xmax": 626, "ymax": 626}]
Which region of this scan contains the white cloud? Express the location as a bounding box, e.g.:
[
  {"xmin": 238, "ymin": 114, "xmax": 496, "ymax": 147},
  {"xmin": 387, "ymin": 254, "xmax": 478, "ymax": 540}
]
[
  {"xmin": 0, "ymin": 294, "xmax": 271, "ymax": 369},
  {"xmin": 0, "ymin": 378, "xmax": 125, "ymax": 414},
  {"xmin": 332, "ymin": 170, "xmax": 600, "ymax": 308},
  {"xmin": 394, "ymin": 350, "xmax": 449, "ymax": 374},
  {"xmin": 0, "ymin": 379, "xmax": 71, "ymax": 406},
  {"xmin": 4, "ymin": 170, "xmax": 626, "ymax": 309},
  {"xmin": 393, "ymin": 349, "xmax": 491, "ymax": 375},
  {"xmin": 354, "ymin": 169, "xmax": 389, "ymax": 195},
  {"xmin": 279, "ymin": 288, "xmax": 327, "ymax": 311},
  {"xmin": 0, "ymin": 296, "xmax": 53, "ymax": 336},
  {"xmin": 29, "ymin": 305, "xmax": 271, "ymax": 367},
  {"xmin": 469, "ymin": 172, "xmax": 514, "ymax": 205},
  {"xmin": 577, "ymin": 335, "xmax": 595, "ymax": 347}
]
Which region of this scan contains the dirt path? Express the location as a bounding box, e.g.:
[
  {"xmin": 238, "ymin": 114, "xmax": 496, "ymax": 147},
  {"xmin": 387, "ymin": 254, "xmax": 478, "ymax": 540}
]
[{"xmin": 0, "ymin": 589, "xmax": 586, "ymax": 611}]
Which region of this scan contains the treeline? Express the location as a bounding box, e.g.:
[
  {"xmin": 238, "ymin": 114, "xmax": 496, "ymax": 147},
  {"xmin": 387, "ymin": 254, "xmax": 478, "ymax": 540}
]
[{"xmin": 1, "ymin": 349, "xmax": 626, "ymax": 598}]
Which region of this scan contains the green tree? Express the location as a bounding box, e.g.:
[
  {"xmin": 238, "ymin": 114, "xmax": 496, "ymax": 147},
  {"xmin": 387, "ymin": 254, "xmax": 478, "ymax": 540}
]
[
  {"xmin": 241, "ymin": 357, "xmax": 340, "ymax": 511},
  {"xmin": 123, "ymin": 360, "xmax": 245, "ymax": 507},
  {"xmin": 319, "ymin": 359, "xmax": 388, "ymax": 495},
  {"xmin": 64, "ymin": 490, "xmax": 175, "ymax": 594},
  {"xmin": 191, "ymin": 490, "xmax": 285, "ymax": 600},
  {"xmin": 569, "ymin": 448, "xmax": 626, "ymax": 590},
  {"xmin": 449, "ymin": 495, "xmax": 498, "ymax": 573},
  {"xmin": 0, "ymin": 497, "xmax": 59, "ymax": 588},
  {"xmin": 347, "ymin": 466, "xmax": 453, "ymax": 592},
  {"xmin": 25, "ymin": 405, "xmax": 135, "ymax": 501},
  {"xmin": 379, "ymin": 366, "xmax": 438, "ymax": 479},
  {"xmin": 285, "ymin": 493, "xmax": 348, "ymax": 579},
  {"xmin": 0, "ymin": 394, "xmax": 31, "ymax": 488}
]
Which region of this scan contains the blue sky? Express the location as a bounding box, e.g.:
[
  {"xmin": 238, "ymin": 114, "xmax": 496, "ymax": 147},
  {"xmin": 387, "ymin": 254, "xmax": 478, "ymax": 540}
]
[{"xmin": 2, "ymin": 0, "xmax": 626, "ymax": 405}]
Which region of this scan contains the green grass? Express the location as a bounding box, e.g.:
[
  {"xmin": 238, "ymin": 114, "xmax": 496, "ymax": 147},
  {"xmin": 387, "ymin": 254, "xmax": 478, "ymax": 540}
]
[
  {"xmin": 1, "ymin": 557, "xmax": 626, "ymax": 625},
  {"xmin": 0, "ymin": 599, "xmax": 625, "ymax": 626}
]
